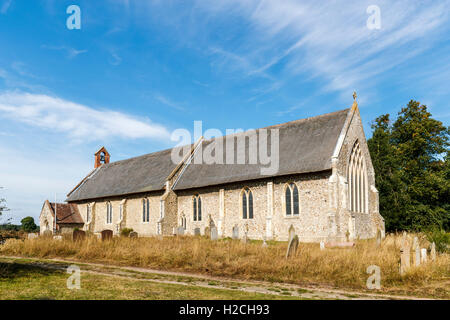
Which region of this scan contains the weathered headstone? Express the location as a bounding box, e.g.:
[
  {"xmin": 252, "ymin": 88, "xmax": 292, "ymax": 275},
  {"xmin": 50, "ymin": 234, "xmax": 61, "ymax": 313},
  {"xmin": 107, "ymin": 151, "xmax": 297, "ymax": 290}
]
[
  {"xmin": 43, "ymin": 230, "xmax": 52, "ymax": 237},
  {"xmin": 421, "ymin": 248, "xmax": 427, "ymax": 263},
  {"xmin": 288, "ymin": 225, "xmax": 295, "ymax": 242},
  {"xmin": 232, "ymin": 225, "xmax": 239, "ymax": 240},
  {"xmin": 400, "ymin": 237, "xmax": 410, "ymax": 275},
  {"xmin": 431, "ymin": 242, "xmax": 436, "ymax": 261},
  {"xmin": 376, "ymin": 230, "xmax": 382, "ymax": 247},
  {"xmin": 194, "ymin": 227, "xmax": 201, "ymax": 236},
  {"xmin": 262, "ymin": 236, "xmax": 268, "ymax": 248},
  {"xmin": 204, "ymin": 226, "xmax": 211, "ymax": 238},
  {"xmin": 129, "ymin": 231, "xmax": 138, "ymax": 238},
  {"xmin": 27, "ymin": 233, "xmax": 38, "ymax": 240},
  {"xmin": 241, "ymin": 232, "xmax": 249, "ymax": 244},
  {"xmin": 210, "ymin": 227, "xmax": 218, "ymax": 241},
  {"xmin": 72, "ymin": 229, "xmax": 86, "ymax": 242},
  {"xmin": 286, "ymin": 235, "xmax": 299, "ymax": 258},
  {"xmin": 177, "ymin": 226, "xmax": 185, "ymax": 236},
  {"xmin": 101, "ymin": 229, "xmax": 113, "ymax": 241},
  {"xmin": 53, "ymin": 235, "xmax": 62, "ymax": 241},
  {"xmin": 413, "ymin": 236, "xmax": 419, "ymax": 250},
  {"xmin": 415, "ymin": 247, "xmax": 421, "ymax": 266},
  {"xmin": 320, "ymin": 241, "xmax": 325, "ymax": 250}
]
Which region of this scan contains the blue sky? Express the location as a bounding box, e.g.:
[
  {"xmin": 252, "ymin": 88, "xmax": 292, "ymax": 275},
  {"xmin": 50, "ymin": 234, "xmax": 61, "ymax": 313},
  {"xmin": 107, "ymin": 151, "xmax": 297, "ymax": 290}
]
[{"xmin": 0, "ymin": 0, "xmax": 449, "ymax": 224}]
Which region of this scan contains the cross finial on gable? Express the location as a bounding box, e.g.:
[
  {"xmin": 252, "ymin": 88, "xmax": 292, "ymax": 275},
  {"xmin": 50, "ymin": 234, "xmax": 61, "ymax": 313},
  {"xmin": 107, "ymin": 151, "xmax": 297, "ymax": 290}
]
[{"xmin": 352, "ymin": 91, "xmax": 358, "ymax": 111}]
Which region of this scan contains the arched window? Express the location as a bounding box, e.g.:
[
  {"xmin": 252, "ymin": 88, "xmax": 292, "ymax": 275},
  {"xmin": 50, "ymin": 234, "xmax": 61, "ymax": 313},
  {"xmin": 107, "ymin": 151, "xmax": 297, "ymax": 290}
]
[
  {"xmin": 142, "ymin": 198, "xmax": 150, "ymax": 222},
  {"xmin": 106, "ymin": 202, "xmax": 113, "ymax": 224},
  {"xmin": 241, "ymin": 188, "xmax": 254, "ymax": 219},
  {"xmin": 348, "ymin": 141, "xmax": 368, "ymax": 213},
  {"xmin": 193, "ymin": 195, "xmax": 202, "ymax": 221},
  {"xmin": 285, "ymin": 183, "xmax": 300, "ymax": 216}
]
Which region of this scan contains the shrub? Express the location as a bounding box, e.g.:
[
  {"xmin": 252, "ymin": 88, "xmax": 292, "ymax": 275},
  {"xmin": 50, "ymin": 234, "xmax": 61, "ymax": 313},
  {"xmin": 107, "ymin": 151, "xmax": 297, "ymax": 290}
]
[
  {"xmin": 120, "ymin": 228, "xmax": 133, "ymax": 237},
  {"xmin": 425, "ymin": 228, "xmax": 450, "ymax": 253}
]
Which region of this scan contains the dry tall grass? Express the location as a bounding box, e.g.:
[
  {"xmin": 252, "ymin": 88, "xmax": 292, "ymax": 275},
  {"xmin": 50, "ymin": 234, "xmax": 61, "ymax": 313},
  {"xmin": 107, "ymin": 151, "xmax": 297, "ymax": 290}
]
[{"xmin": 1, "ymin": 233, "xmax": 448, "ymax": 298}]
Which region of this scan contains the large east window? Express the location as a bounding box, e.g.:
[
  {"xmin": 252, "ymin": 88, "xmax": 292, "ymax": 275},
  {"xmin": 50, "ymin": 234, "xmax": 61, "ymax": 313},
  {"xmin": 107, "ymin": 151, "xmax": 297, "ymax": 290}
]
[{"xmin": 348, "ymin": 141, "xmax": 368, "ymax": 213}]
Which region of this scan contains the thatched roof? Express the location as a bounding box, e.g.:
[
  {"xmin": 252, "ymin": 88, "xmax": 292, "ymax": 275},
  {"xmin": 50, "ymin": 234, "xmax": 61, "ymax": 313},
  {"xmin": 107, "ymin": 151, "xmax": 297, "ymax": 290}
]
[
  {"xmin": 67, "ymin": 108, "xmax": 349, "ymax": 201},
  {"xmin": 66, "ymin": 148, "xmax": 178, "ymax": 201},
  {"xmin": 173, "ymin": 108, "xmax": 349, "ymax": 190}
]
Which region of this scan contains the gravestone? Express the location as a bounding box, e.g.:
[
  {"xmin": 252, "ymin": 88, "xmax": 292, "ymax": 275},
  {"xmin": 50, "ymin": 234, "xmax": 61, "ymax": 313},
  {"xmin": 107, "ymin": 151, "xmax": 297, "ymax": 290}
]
[
  {"xmin": 72, "ymin": 229, "xmax": 86, "ymax": 242},
  {"xmin": 232, "ymin": 225, "xmax": 239, "ymax": 240},
  {"xmin": 286, "ymin": 235, "xmax": 299, "ymax": 258},
  {"xmin": 177, "ymin": 226, "xmax": 185, "ymax": 236},
  {"xmin": 194, "ymin": 227, "xmax": 201, "ymax": 236},
  {"xmin": 431, "ymin": 242, "xmax": 436, "ymax": 261},
  {"xmin": 101, "ymin": 230, "xmax": 113, "ymax": 241},
  {"xmin": 288, "ymin": 225, "xmax": 295, "ymax": 242},
  {"xmin": 204, "ymin": 226, "xmax": 211, "ymax": 239},
  {"xmin": 27, "ymin": 233, "xmax": 38, "ymax": 240},
  {"xmin": 376, "ymin": 230, "xmax": 382, "ymax": 247},
  {"xmin": 129, "ymin": 231, "xmax": 138, "ymax": 238},
  {"xmin": 43, "ymin": 230, "xmax": 52, "ymax": 237},
  {"xmin": 320, "ymin": 241, "xmax": 325, "ymax": 250},
  {"xmin": 415, "ymin": 247, "xmax": 420, "ymax": 266},
  {"xmin": 53, "ymin": 235, "xmax": 62, "ymax": 241},
  {"xmin": 413, "ymin": 237, "xmax": 419, "ymax": 250},
  {"xmin": 400, "ymin": 237, "xmax": 410, "ymax": 275},
  {"xmin": 210, "ymin": 227, "xmax": 218, "ymax": 241},
  {"xmin": 241, "ymin": 232, "xmax": 249, "ymax": 244},
  {"xmin": 262, "ymin": 237, "xmax": 268, "ymax": 248},
  {"xmin": 421, "ymin": 248, "xmax": 427, "ymax": 263}
]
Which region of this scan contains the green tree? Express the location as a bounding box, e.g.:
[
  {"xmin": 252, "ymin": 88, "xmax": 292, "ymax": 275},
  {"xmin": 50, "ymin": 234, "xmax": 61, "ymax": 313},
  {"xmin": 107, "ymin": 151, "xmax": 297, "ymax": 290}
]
[
  {"xmin": 368, "ymin": 100, "xmax": 449, "ymax": 232},
  {"xmin": 21, "ymin": 216, "xmax": 38, "ymax": 233},
  {"xmin": 0, "ymin": 187, "xmax": 9, "ymax": 220}
]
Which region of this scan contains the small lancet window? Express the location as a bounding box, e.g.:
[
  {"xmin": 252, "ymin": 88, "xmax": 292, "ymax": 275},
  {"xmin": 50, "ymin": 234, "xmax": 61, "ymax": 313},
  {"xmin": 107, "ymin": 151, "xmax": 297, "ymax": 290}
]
[
  {"xmin": 142, "ymin": 198, "xmax": 150, "ymax": 222},
  {"xmin": 285, "ymin": 183, "xmax": 300, "ymax": 216},
  {"xmin": 193, "ymin": 195, "xmax": 202, "ymax": 221},
  {"xmin": 106, "ymin": 202, "xmax": 113, "ymax": 224},
  {"xmin": 242, "ymin": 188, "xmax": 254, "ymax": 219}
]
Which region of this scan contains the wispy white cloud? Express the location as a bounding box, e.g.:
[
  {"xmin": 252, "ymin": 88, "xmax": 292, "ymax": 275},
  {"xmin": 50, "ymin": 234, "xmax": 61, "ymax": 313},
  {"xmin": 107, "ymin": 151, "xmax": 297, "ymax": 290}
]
[
  {"xmin": 196, "ymin": 0, "xmax": 450, "ymax": 97},
  {"xmin": 154, "ymin": 93, "xmax": 185, "ymax": 111},
  {"xmin": 41, "ymin": 45, "xmax": 88, "ymax": 59},
  {"xmin": 0, "ymin": 92, "xmax": 171, "ymax": 142}
]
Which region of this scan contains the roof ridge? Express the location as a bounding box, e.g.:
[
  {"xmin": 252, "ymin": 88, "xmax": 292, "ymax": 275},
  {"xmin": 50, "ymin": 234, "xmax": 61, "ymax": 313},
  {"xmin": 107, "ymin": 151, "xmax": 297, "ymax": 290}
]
[{"xmin": 102, "ymin": 108, "xmax": 350, "ymax": 166}]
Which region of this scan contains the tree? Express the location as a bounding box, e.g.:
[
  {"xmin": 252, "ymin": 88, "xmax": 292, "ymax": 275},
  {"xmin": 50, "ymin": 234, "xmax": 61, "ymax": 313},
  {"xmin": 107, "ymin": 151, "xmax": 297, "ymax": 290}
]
[
  {"xmin": 368, "ymin": 100, "xmax": 449, "ymax": 232},
  {"xmin": 21, "ymin": 217, "xmax": 38, "ymax": 233},
  {"xmin": 0, "ymin": 187, "xmax": 9, "ymax": 221}
]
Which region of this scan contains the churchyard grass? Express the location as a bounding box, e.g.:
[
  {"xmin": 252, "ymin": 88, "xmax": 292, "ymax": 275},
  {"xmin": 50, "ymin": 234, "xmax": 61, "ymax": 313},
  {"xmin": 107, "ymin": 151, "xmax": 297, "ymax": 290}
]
[
  {"xmin": 1, "ymin": 233, "xmax": 448, "ymax": 299},
  {"xmin": 0, "ymin": 258, "xmax": 306, "ymax": 300}
]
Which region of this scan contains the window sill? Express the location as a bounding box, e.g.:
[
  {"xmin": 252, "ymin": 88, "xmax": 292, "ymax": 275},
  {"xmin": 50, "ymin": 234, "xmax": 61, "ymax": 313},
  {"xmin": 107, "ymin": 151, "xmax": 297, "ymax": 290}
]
[{"xmin": 284, "ymin": 215, "xmax": 300, "ymax": 219}]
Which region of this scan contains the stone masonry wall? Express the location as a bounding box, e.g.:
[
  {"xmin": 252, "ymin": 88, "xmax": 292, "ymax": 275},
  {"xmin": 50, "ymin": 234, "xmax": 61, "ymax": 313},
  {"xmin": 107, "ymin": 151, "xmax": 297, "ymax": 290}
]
[{"xmin": 176, "ymin": 171, "xmax": 332, "ymax": 242}]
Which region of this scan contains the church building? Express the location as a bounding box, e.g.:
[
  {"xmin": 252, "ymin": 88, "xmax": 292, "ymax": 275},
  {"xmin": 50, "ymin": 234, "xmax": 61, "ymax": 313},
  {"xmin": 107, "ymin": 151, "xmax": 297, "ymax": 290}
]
[{"xmin": 59, "ymin": 99, "xmax": 385, "ymax": 242}]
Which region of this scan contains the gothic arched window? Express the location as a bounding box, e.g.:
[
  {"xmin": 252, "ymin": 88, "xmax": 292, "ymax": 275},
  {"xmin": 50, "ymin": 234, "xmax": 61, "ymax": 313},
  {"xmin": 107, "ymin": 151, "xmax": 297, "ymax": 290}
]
[
  {"xmin": 193, "ymin": 195, "xmax": 202, "ymax": 221},
  {"xmin": 285, "ymin": 183, "xmax": 300, "ymax": 216},
  {"xmin": 142, "ymin": 198, "xmax": 150, "ymax": 222},
  {"xmin": 348, "ymin": 141, "xmax": 368, "ymax": 213},
  {"xmin": 241, "ymin": 188, "xmax": 254, "ymax": 219},
  {"xmin": 106, "ymin": 202, "xmax": 113, "ymax": 224}
]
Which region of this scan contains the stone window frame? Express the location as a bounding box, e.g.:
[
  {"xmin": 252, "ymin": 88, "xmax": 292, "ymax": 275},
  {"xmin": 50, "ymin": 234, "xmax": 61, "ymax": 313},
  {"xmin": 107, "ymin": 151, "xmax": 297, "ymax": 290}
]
[
  {"xmin": 192, "ymin": 195, "xmax": 202, "ymax": 222},
  {"xmin": 142, "ymin": 198, "xmax": 150, "ymax": 223},
  {"xmin": 106, "ymin": 201, "xmax": 113, "ymax": 224},
  {"xmin": 347, "ymin": 140, "xmax": 369, "ymax": 214},
  {"xmin": 282, "ymin": 182, "xmax": 301, "ymax": 217},
  {"xmin": 240, "ymin": 187, "xmax": 254, "ymax": 220}
]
